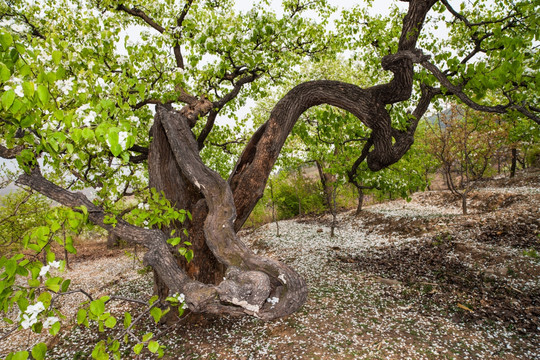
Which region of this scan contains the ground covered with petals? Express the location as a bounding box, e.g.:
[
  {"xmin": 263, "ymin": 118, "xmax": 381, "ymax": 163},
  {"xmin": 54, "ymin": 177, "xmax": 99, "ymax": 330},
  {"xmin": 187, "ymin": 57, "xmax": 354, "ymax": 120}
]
[{"xmin": 1, "ymin": 171, "xmax": 538, "ymax": 359}]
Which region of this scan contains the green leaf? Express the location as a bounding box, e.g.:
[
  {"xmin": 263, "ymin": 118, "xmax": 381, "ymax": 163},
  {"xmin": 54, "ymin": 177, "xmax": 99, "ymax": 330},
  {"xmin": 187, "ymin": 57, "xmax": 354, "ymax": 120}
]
[
  {"xmin": 20, "ymin": 116, "xmax": 35, "ymax": 128},
  {"xmin": 123, "ymin": 312, "xmax": 131, "ymax": 329},
  {"xmin": 77, "ymin": 309, "xmax": 87, "ymax": 325},
  {"xmin": 65, "ymin": 242, "xmax": 76, "ymax": 254},
  {"xmin": 142, "ymin": 332, "xmax": 153, "ymax": 342},
  {"xmin": 28, "ymin": 278, "xmax": 40, "ymax": 289},
  {"xmin": 104, "ymin": 316, "xmax": 117, "ymax": 328},
  {"xmin": 37, "ymin": 85, "xmax": 49, "ymax": 105},
  {"xmin": 10, "ymin": 351, "xmax": 29, "ymax": 360},
  {"xmin": 90, "ymin": 299, "xmax": 105, "ymax": 316},
  {"xmin": 61, "ymin": 279, "xmax": 71, "ymax": 292},
  {"xmin": 185, "ymin": 249, "xmax": 194, "ymax": 263},
  {"xmin": 82, "ymin": 127, "xmax": 94, "ymax": 140},
  {"xmin": 22, "ymin": 82, "xmax": 34, "ymax": 98},
  {"xmin": 50, "ymin": 321, "xmax": 61, "ymax": 336},
  {"xmin": 148, "ymin": 295, "xmax": 159, "ymax": 305},
  {"xmin": 150, "ymin": 307, "xmax": 162, "ymax": 323},
  {"xmin": 0, "ymin": 63, "xmax": 10, "ymax": 82},
  {"xmin": 0, "ymin": 32, "xmax": 13, "ymax": 49},
  {"xmin": 91, "ymin": 341, "xmax": 108, "ymax": 360},
  {"xmin": 44, "ymin": 278, "xmax": 60, "ymax": 292},
  {"xmin": 1, "ymin": 89, "xmax": 15, "ymax": 110},
  {"xmin": 109, "ymin": 340, "xmax": 120, "ymax": 352},
  {"xmin": 52, "ymin": 50, "xmax": 62, "ymax": 65},
  {"xmin": 133, "ymin": 343, "xmax": 143, "ymax": 355},
  {"xmin": 147, "ymin": 341, "xmax": 159, "ymax": 353}
]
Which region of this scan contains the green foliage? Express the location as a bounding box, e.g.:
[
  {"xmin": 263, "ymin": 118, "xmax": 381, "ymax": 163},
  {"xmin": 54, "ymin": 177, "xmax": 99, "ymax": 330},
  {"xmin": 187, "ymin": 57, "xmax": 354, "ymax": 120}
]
[
  {"xmin": 271, "ymin": 169, "xmax": 326, "ymax": 219},
  {"xmin": 0, "ymin": 190, "xmax": 51, "ymax": 252}
]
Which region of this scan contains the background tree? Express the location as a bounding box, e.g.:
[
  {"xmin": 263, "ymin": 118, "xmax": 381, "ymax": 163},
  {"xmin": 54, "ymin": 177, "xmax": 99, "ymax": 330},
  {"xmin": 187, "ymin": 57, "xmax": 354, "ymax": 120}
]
[
  {"xmin": 425, "ymin": 105, "xmax": 506, "ymax": 214},
  {"xmin": 0, "ymin": 0, "xmax": 538, "ymax": 340}
]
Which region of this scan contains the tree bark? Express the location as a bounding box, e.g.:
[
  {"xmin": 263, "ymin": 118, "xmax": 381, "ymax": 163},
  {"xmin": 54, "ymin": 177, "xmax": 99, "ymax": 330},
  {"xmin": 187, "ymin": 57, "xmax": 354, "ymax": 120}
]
[
  {"xmin": 510, "ymin": 147, "xmax": 517, "ymax": 178},
  {"xmin": 461, "ymin": 194, "xmax": 468, "ymax": 215},
  {"xmin": 149, "ymin": 114, "xmax": 225, "ymax": 287}
]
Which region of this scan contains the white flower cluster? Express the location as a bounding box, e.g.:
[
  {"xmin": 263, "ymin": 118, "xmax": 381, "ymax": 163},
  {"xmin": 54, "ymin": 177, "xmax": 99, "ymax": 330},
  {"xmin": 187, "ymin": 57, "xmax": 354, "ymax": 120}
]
[
  {"xmin": 20, "ymin": 302, "xmax": 45, "ymax": 329},
  {"xmin": 171, "ymin": 293, "xmax": 188, "ymax": 309},
  {"xmin": 118, "ymin": 131, "xmax": 129, "ymax": 149},
  {"xmin": 43, "ymin": 316, "xmax": 60, "ymax": 328},
  {"xmin": 56, "ymin": 78, "xmax": 74, "ymax": 95},
  {"xmin": 137, "ymin": 202, "xmax": 150, "ymax": 210},
  {"xmin": 19, "ymin": 302, "xmax": 58, "ymax": 330},
  {"xmin": 39, "ymin": 260, "xmax": 61, "ymax": 277},
  {"xmin": 75, "ymin": 104, "xmax": 98, "ymax": 127}
]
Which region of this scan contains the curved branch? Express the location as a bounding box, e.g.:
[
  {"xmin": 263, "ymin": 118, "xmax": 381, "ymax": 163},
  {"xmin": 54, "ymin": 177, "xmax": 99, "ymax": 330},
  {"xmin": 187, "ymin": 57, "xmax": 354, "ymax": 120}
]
[
  {"xmin": 420, "ymin": 59, "xmax": 540, "ymax": 124},
  {"xmin": 116, "ymin": 5, "xmax": 165, "ymax": 33}
]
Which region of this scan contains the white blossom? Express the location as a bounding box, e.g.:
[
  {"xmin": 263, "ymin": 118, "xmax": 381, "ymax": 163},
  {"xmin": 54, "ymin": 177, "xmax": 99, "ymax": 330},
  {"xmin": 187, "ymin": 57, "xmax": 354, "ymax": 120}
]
[
  {"xmin": 49, "ymin": 260, "xmax": 61, "ymax": 269},
  {"xmin": 96, "ymin": 77, "xmax": 110, "ymax": 90},
  {"xmin": 171, "ymin": 293, "xmax": 186, "ymax": 308},
  {"xmin": 118, "ymin": 131, "xmax": 129, "ymax": 149},
  {"xmin": 137, "ymin": 203, "xmax": 150, "ymax": 210},
  {"xmin": 14, "ymin": 84, "xmax": 24, "ymax": 97},
  {"xmin": 11, "ymin": 23, "xmax": 27, "ymax": 33},
  {"xmin": 21, "ymin": 313, "xmax": 38, "ymax": 329},
  {"xmin": 82, "ymin": 111, "xmax": 97, "ymax": 127},
  {"xmin": 21, "ymin": 302, "xmax": 45, "ymax": 329},
  {"xmin": 57, "ymin": 78, "xmax": 74, "ymax": 95},
  {"xmin": 39, "ymin": 264, "xmax": 50, "ymax": 277},
  {"xmin": 43, "ymin": 316, "xmax": 59, "ymax": 329}
]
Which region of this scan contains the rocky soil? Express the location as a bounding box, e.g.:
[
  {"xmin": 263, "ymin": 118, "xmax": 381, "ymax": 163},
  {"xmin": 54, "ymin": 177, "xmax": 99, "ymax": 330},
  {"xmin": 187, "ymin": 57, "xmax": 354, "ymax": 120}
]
[{"xmin": 1, "ymin": 170, "xmax": 539, "ymax": 359}]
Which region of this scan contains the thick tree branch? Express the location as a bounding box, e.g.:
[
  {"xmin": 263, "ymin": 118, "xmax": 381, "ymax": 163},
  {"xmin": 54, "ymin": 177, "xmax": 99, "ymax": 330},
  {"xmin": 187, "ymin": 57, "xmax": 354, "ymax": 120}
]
[{"xmin": 0, "ymin": 144, "xmax": 24, "ymax": 159}]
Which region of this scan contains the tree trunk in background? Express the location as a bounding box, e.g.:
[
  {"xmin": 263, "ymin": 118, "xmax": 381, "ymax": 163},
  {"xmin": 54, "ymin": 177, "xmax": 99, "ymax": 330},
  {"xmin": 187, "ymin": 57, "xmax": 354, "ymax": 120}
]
[
  {"xmin": 510, "ymin": 147, "xmax": 517, "ymax": 178},
  {"xmin": 330, "ymin": 186, "xmax": 338, "ymax": 237},
  {"xmin": 107, "ymin": 232, "xmax": 120, "ymax": 248},
  {"xmin": 461, "ymin": 194, "xmax": 468, "ymax": 215},
  {"xmin": 315, "ymin": 161, "xmax": 335, "ymax": 211}
]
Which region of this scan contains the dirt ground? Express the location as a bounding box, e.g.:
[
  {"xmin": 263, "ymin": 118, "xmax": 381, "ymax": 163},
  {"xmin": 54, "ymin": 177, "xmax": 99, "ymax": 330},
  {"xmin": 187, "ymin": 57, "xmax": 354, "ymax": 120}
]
[{"xmin": 1, "ymin": 170, "xmax": 539, "ymax": 359}]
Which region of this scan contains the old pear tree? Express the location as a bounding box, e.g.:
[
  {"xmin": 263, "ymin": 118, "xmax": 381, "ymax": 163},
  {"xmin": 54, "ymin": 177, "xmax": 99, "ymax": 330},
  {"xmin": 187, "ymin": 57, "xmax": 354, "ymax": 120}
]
[{"xmin": 1, "ymin": 0, "xmax": 538, "ymax": 338}]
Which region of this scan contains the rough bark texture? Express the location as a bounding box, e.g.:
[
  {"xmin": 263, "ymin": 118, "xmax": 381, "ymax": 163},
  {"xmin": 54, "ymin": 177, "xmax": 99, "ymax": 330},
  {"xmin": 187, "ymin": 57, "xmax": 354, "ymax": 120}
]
[{"xmin": 149, "ymin": 114, "xmax": 225, "ymax": 286}]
